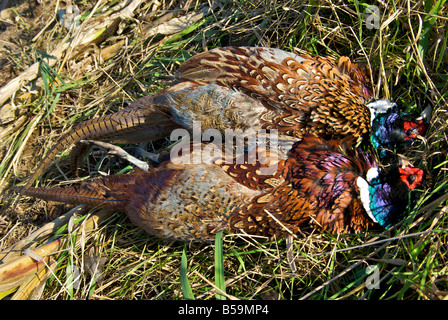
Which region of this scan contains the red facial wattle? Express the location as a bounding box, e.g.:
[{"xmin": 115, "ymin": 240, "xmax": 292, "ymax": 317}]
[
  {"xmin": 403, "ymin": 120, "xmax": 427, "ymax": 140},
  {"xmin": 399, "ymin": 167, "xmax": 424, "ymax": 190}
]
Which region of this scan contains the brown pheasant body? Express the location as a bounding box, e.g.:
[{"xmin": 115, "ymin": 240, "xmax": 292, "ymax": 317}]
[
  {"xmin": 23, "ymin": 46, "xmax": 378, "ymax": 188},
  {"xmin": 175, "ymin": 47, "xmax": 373, "ymax": 139},
  {"xmin": 21, "ymin": 135, "xmax": 423, "ymax": 241},
  {"xmin": 105, "ymin": 164, "xmax": 259, "ymax": 241}
]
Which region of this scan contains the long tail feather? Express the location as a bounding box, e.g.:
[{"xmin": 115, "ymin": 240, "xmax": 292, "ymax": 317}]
[
  {"xmin": 21, "ymin": 185, "xmax": 122, "ymax": 208},
  {"xmin": 20, "ymin": 173, "xmax": 142, "ymax": 209},
  {"xmin": 24, "ymin": 95, "xmax": 178, "ymax": 188}
]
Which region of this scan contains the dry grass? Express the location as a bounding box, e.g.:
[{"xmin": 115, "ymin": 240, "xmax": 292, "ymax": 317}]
[{"xmin": 0, "ymin": 0, "xmax": 447, "ymax": 300}]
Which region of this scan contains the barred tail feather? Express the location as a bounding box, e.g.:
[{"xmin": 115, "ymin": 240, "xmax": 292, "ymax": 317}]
[
  {"xmin": 21, "ymin": 176, "xmax": 129, "ymax": 209},
  {"xmin": 24, "ymin": 95, "xmax": 178, "ymax": 188}
]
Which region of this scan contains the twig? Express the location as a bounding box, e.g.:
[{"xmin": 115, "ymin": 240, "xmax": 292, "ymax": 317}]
[
  {"xmin": 0, "ymin": 206, "xmax": 87, "ymax": 263},
  {"xmin": 192, "ymin": 270, "xmax": 239, "ymax": 300},
  {"xmin": 80, "ymin": 140, "xmax": 150, "ymax": 171},
  {"xmin": 264, "ymin": 209, "xmax": 297, "ymax": 238},
  {"xmin": 32, "ymin": 0, "xmax": 61, "ymax": 42},
  {"xmin": 312, "ymin": 229, "xmax": 443, "ymax": 257},
  {"xmin": 57, "ymin": 0, "xmax": 105, "ymax": 73},
  {"xmin": 0, "ymin": 36, "xmax": 70, "ymax": 107},
  {"xmin": 299, "ymin": 242, "xmax": 388, "ymax": 300}
]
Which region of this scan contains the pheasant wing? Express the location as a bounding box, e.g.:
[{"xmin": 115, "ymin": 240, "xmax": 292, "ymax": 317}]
[{"xmin": 177, "ymin": 46, "xmax": 373, "ymax": 139}]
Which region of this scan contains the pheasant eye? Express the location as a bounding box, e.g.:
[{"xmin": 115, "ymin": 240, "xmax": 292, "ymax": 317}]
[{"xmin": 407, "ymin": 174, "xmax": 416, "ymax": 185}]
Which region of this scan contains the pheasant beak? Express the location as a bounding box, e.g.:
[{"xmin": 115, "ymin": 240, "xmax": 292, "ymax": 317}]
[{"xmin": 399, "ymin": 166, "xmax": 424, "ymax": 190}]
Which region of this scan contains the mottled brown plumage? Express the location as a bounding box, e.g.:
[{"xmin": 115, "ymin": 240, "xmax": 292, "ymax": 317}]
[
  {"xmin": 175, "ymin": 47, "xmax": 373, "ymax": 139},
  {"xmin": 23, "ymin": 46, "xmax": 378, "ymax": 188},
  {"xmin": 20, "ymin": 135, "xmax": 423, "ymax": 241}
]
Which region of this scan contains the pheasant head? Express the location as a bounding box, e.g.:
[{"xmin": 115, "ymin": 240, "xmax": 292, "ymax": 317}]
[
  {"xmin": 368, "ymin": 102, "xmax": 430, "ymax": 155},
  {"xmin": 356, "ymin": 164, "xmax": 424, "ymax": 230}
]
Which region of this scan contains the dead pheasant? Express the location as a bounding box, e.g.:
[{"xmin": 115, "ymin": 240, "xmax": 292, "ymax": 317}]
[
  {"xmin": 22, "ymin": 46, "xmax": 428, "ymax": 187},
  {"xmin": 20, "ymin": 135, "xmax": 424, "ymax": 241}
]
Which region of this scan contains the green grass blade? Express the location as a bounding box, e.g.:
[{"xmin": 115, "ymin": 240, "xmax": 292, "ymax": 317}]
[
  {"xmin": 214, "ymin": 231, "xmax": 226, "ymax": 300},
  {"xmin": 417, "ymin": 0, "xmax": 447, "ymax": 67},
  {"xmin": 163, "ymin": 17, "xmax": 211, "ymax": 45},
  {"xmin": 180, "ymin": 245, "xmax": 195, "ymax": 300}
]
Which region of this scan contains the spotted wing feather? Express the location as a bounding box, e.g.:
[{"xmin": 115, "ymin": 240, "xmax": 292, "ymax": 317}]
[{"xmin": 177, "ymin": 46, "xmax": 373, "ymax": 141}]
